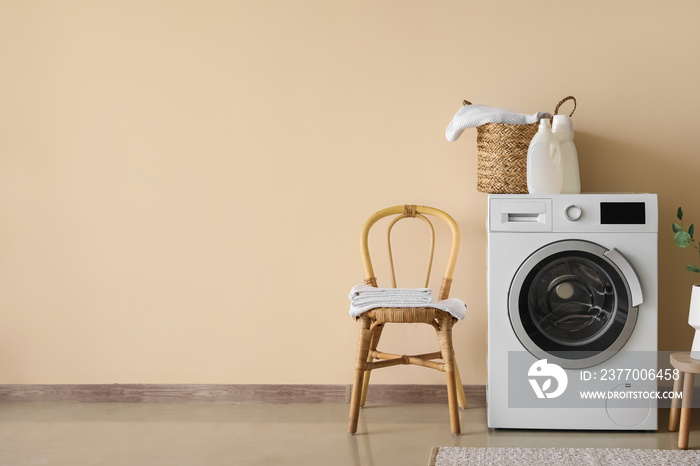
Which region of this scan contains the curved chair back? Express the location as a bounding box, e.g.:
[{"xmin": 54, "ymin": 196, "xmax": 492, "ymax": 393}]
[{"xmin": 360, "ymin": 204, "xmax": 460, "ymax": 301}]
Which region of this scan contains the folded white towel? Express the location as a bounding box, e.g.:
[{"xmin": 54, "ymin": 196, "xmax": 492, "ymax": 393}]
[
  {"xmin": 349, "ymin": 284, "xmax": 431, "ymax": 306},
  {"xmin": 348, "ymin": 285, "xmax": 466, "ymax": 320},
  {"xmin": 445, "ymin": 103, "xmax": 552, "ymax": 142}
]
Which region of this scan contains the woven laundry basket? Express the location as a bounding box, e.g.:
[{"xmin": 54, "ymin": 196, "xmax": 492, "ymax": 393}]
[{"xmin": 469, "ymin": 96, "xmax": 576, "ymax": 194}]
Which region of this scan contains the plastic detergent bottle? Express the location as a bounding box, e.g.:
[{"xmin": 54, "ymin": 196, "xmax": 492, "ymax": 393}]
[
  {"xmin": 527, "ymin": 118, "xmax": 562, "ymax": 194},
  {"xmin": 551, "ymin": 115, "xmax": 581, "ymax": 194}
]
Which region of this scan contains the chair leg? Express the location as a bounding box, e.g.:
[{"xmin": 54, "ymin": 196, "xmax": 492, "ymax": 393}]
[
  {"xmin": 437, "ymin": 317, "xmax": 460, "ymax": 435},
  {"xmin": 348, "ymin": 315, "xmax": 373, "ymax": 435},
  {"xmin": 360, "ymin": 323, "xmax": 384, "ymax": 407},
  {"xmin": 454, "ymin": 360, "xmax": 468, "ymax": 409}
]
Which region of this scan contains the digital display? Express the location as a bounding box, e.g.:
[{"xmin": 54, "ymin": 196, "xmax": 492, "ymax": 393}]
[{"xmin": 600, "ymin": 202, "xmax": 646, "ymax": 225}]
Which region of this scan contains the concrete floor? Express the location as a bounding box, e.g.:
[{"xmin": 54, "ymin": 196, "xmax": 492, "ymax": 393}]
[{"xmin": 0, "ymin": 403, "xmax": 689, "ymax": 466}]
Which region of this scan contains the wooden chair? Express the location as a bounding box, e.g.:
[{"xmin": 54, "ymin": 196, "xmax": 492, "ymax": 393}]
[{"xmin": 347, "ymin": 204, "xmax": 468, "ymax": 435}]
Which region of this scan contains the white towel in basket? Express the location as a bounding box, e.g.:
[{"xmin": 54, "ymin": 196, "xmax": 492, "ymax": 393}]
[{"xmin": 446, "ymin": 103, "xmax": 551, "ymax": 142}]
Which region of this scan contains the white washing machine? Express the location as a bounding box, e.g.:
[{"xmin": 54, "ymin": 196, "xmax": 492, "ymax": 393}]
[{"xmin": 487, "ymin": 194, "xmax": 658, "ymax": 430}]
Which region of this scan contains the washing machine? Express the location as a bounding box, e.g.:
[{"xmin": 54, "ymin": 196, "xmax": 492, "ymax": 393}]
[{"xmin": 487, "ymin": 193, "xmax": 658, "ymax": 430}]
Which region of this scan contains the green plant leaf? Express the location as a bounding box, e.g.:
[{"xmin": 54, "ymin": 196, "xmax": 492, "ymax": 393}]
[
  {"xmin": 691, "ymin": 224, "xmax": 695, "ymax": 238},
  {"xmin": 673, "ymin": 223, "xmax": 683, "ymax": 233},
  {"xmin": 678, "ymin": 207, "xmax": 684, "ymax": 220},
  {"xmin": 675, "ymin": 230, "xmax": 692, "ymax": 248},
  {"xmin": 687, "ymin": 265, "xmax": 700, "ymax": 273}
]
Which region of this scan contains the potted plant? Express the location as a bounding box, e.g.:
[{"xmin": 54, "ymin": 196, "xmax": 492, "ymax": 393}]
[
  {"xmin": 674, "ymin": 207, "xmax": 700, "ymax": 358},
  {"xmin": 673, "ymin": 207, "xmax": 700, "ymax": 272}
]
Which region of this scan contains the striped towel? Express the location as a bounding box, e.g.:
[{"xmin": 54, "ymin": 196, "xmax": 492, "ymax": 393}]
[
  {"xmin": 446, "ymin": 103, "xmax": 551, "ymax": 142},
  {"xmin": 348, "ymin": 284, "xmax": 466, "ymax": 320}
]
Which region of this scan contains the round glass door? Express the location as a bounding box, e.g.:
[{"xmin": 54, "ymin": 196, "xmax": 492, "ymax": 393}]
[{"xmin": 509, "ymin": 240, "xmax": 639, "ymax": 369}]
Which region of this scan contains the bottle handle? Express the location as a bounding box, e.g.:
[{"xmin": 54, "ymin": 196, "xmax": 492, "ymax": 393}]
[{"xmin": 549, "ymin": 141, "xmax": 562, "ymax": 164}]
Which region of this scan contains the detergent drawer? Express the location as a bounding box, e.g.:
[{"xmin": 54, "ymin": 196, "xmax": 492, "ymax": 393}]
[{"xmin": 489, "ymin": 197, "xmax": 552, "ymax": 232}]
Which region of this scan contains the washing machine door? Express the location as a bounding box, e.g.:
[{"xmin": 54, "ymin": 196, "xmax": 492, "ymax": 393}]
[{"xmin": 509, "ymin": 240, "xmax": 643, "ymax": 369}]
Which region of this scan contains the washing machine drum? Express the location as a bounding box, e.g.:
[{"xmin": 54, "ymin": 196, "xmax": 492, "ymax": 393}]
[{"xmin": 509, "ymin": 240, "xmax": 643, "ymax": 369}]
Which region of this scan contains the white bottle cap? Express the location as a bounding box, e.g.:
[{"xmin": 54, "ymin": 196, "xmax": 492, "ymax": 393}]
[{"xmin": 552, "ymin": 115, "xmax": 573, "ymax": 132}]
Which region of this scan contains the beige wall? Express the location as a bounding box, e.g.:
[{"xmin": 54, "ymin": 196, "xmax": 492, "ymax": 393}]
[{"xmin": 0, "ymin": 1, "xmax": 699, "ymax": 385}]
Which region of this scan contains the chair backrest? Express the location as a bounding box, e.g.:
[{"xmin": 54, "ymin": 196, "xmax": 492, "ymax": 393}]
[{"xmin": 360, "ymin": 205, "xmax": 460, "ymax": 301}]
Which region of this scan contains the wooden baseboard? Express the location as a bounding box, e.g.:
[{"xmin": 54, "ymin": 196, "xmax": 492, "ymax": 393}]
[{"xmin": 0, "ymin": 384, "xmax": 486, "ymax": 405}]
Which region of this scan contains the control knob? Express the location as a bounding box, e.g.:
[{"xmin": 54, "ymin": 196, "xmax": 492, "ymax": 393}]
[{"xmin": 565, "ymin": 205, "xmax": 582, "ymax": 222}]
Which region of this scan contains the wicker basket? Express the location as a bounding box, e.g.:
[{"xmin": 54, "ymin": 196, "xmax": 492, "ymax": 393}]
[{"xmin": 469, "ymin": 96, "xmax": 576, "ymax": 194}]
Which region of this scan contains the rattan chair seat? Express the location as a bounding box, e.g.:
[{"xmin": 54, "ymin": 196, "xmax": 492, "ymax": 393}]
[{"xmin": 363, "ymin": 306, "xmax": 449, "ymax": 324}]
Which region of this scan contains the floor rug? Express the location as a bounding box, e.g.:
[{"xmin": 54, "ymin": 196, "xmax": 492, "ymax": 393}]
[{"xmin": 429, "ymin": 447, "xmax": 700, "ymax": 465}]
